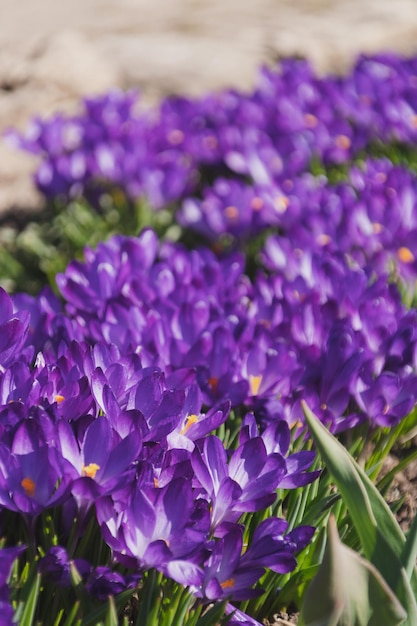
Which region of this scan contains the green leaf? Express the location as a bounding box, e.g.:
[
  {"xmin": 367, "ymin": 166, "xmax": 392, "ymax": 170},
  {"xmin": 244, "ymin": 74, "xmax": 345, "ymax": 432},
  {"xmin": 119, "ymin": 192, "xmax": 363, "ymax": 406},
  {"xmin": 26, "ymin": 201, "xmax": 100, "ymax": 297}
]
[
  {"xmin": 80, "ymin": 589, "xmax": 136, "ymax": 626},
  {"xmin": 299, "ymin": 516, "xmax": 407, "ymax": 626},
  {"xmin": 18, "ymin": 572, "xmax": 41, "ymax": 626},
  {"xmin": 195, "ymin": 601, "xmax": 228, "ymax": 626},
  {"xmin": 62, "ymin": 601, "xmax": 81, "ymax": 626},
  {"xmin": 104, "ymin": 596, "xmax": 119, "ymax": 626},
  {"xmin": 301, "ymin": 401, "xmax": 417, "ymax": 625},
  {"xmin": 402, "ymin": 509, "xmax": 417, "ymax": 580}
]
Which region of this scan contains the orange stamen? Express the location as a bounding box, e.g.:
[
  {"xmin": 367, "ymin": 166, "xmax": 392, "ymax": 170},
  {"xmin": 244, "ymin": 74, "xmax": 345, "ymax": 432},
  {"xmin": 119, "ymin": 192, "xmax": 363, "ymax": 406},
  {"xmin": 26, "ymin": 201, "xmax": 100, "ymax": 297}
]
[
  {"xmin": 221, "ymin": 578, "xmax": 235, "ymax": 590},
  {"xmin": 21, "ymin": 477, "xmax": 36, "ymax": 498},
  {"xmin": 224, "ymin": 206, "xmax": 239, "ymax": 220},
  {"xmin": 316, "ymin": 234, "xmax": 331, "ymax": 246},
  {"xmin": 251, "ymin": 197, "xmax": 264, "ymax": 211},
  {"xmin": 398, "ymin": 247, "xmax": 415, "ymax": 264},
  {"xmin": 335, "ymin": 134, "xmax": 351, "ymax": 150},
  {"xmin": 209, "ymin": 377, "xmax": 219, "ymax": 393},
  {"xmin": 304, "ymin": 113, "xmax": 318, "ymax": 128}
]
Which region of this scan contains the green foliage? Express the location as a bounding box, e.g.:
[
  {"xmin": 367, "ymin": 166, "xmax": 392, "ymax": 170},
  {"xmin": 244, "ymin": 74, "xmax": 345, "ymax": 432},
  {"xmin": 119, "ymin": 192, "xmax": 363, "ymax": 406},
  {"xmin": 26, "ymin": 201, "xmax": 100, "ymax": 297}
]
[
  {"xmin": 301, "ymin": 401, "xmax": 417, "ymax": 625},
  {"xmin": 0, "ymin": 193, "xmax": 174, "ymax": 295},
  {"xmin": 299, "ymin": 516, "xmax": 407, "ymax": 626}
]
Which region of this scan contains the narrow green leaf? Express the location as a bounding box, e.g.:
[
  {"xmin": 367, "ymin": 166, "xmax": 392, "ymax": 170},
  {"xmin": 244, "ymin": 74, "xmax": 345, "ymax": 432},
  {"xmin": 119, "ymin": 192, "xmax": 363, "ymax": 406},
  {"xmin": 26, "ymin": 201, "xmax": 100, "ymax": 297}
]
[
  {"xmin": 302, "ymin": 402, "xmax": 408, "ymax": 565},
  {"xmin": 62, "ymin": 601, "xmax": 81, "ymax": 626},
  {"xmin": 402, "ymin": 511, "xmax": 417, "ymax": 580},
  {"xmin": 104, "ymin": 596, "xmax": 118, "ymax": 626},
  {"xmin": 18, "ymin": 572, "xmax": 41, "ymax": 626},
  {"xmin": 80, "ymin": 589, "xmax": 135, "ymax": 626},
  {"xmin": 171, "ymin": 588, "xmax": 195, "ymax": 626},
  {"xmin": 195, "ymin": 601, "xmax": 228, "ymax": 626},
  {"xmin": 302, "ymin": 401, "xmax": 417, "ymax": 625}
]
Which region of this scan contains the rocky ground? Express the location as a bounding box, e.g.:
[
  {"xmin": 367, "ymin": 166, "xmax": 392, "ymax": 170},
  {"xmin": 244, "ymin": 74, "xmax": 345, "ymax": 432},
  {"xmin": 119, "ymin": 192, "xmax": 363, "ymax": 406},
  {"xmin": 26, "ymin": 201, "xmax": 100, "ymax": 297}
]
[{"xmin": 1, "ymin": 0, "xmax": 417, "ymax": 214}]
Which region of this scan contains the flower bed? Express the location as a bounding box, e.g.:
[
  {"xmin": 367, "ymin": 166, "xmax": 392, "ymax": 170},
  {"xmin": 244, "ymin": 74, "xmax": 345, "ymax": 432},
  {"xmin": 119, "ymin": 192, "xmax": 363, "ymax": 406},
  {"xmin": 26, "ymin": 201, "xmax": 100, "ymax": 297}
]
[{"xmin": 2, "ymin": 52, "xmax": 417, "ymax": 625}]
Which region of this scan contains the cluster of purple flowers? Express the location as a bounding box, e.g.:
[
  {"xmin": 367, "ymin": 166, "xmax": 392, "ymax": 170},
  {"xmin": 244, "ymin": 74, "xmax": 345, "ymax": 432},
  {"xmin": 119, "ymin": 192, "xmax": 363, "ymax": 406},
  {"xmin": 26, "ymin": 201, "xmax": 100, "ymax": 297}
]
[
  {"xmin": 7, "ymin": 53, "xmax": 417, "ymax": 210},
  {"xmin": 0, "ymin": 282, "xmax": 317, "ymax": 622},
  {"xmin": 4, "ymin": 50, "xmax": 417, "ymax": 622},
  {"xmin": 18, "ymin": 226, "xmax": 416, "ymax": 433}
]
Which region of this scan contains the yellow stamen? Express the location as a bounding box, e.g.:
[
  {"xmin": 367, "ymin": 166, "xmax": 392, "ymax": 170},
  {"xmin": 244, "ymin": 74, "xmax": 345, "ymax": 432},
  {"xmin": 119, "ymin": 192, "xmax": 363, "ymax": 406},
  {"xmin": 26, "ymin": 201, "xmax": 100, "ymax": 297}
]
[
  {"xmin": 398, "ymin": 247, "xmax": 415, "ymax": 264},
  {"xmin": 335, "ymin": 134, "xmax": 351, "ymax": 150},
  {"xmin": 224, "ymin": 205, "xmax": 239, "ymax": 220},
  {"xmin": 412, "ymin": 115, "xmax": 417, "ymax": 129},
  {"xmin": 372, "ymin": 222, "xmax": 383, "ymax": 234},
  {"xmin": 249, "ymin": 375, "xmax": 262, "ymax": 396},
  {"xmin": 153, "ymin": 477, "xmax": 159, "ymax": 488},
  {"xmin": 55, "ymin": 394, "xmax": 65, "ymax": 403},
  {"xmin": 180, "ymin": 414, "xmax": 199, "ymax": 435},
  {"xmin": 274, "ymin": 195, "xmax": 289, "ymax": 213},
  {"xmin": 221, "ymin": 578, "xmax": 235, "ymax": 590},
  {"xmin": 21, "ymin": 477, "xmax": 36, "ymax": 498},
  {"xmin": 81, "ymin": 463, "xmax": 101, "ymax": 479}
]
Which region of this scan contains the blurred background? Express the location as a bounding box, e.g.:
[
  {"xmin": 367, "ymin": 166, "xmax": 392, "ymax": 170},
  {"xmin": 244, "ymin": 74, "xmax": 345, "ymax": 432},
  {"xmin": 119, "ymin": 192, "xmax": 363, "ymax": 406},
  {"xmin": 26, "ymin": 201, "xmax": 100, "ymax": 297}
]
[{"xmin": 1, "ymin": 0, "xmax": 417, "ymax": 215}]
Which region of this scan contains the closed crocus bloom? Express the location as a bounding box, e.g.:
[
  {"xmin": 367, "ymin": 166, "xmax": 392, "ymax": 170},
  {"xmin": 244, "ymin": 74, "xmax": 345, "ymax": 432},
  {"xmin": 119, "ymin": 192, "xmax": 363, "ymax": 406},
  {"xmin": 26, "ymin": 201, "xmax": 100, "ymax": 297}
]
[
  {"xmin": 359, "ymin": 372, "xmax": 417, "ymax": 427},
  {"xmin": 0, "ymin": 288, "xmax": 31, "ymax": 371},
  {"xmin": 38, "ymin": 546, "xmax": 90, "ymax": 588}
]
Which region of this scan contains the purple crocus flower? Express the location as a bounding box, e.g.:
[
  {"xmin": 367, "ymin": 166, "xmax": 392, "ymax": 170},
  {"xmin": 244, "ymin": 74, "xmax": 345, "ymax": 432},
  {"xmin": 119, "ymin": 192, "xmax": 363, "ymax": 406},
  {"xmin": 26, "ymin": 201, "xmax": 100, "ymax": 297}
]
[
  {"xmin": 56, "ymin": 415, "xmax": 142, "ymax": 507},
  {"xmin": 239, "ymin": 518, "xmax": 314, "ymax": 573},
  {"xmin": 358, "ymin": 372, "xmax": 417, "ymax": 427},
  {"xmin": 168, "ymin": 517, "xmax": 313, "ymax": 602},
  {"xmin": 167, "ymin": 525, "xmax": 263, "ymax": 601},
  {"xmin": 166, "ymin": 382, "xmax": 230, "ymax": 450},
  {"xmin": 86, "ymin": 566, "xmax": 141, "ymax": 600},
  {"xmin": 0, "ymin": 288, "xmax": 31, "ymax": 370},
  {"xmin": 224, "ymin": 604, "xmax": 264, "ymax": 626},
  {"xmin": 96, "ymin": 477, "xmax": 209, "ymax": 572},
  {"xmin": 0, "ymin": 440, "xmax": 72, "ymax": 519},
  {"xmin": 191, "ymin": 434, "xmax": 311, "ymax": 533},
  {"xmin": 38, "ymin": 546, "xmax": 90, "ymax": 587}
]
